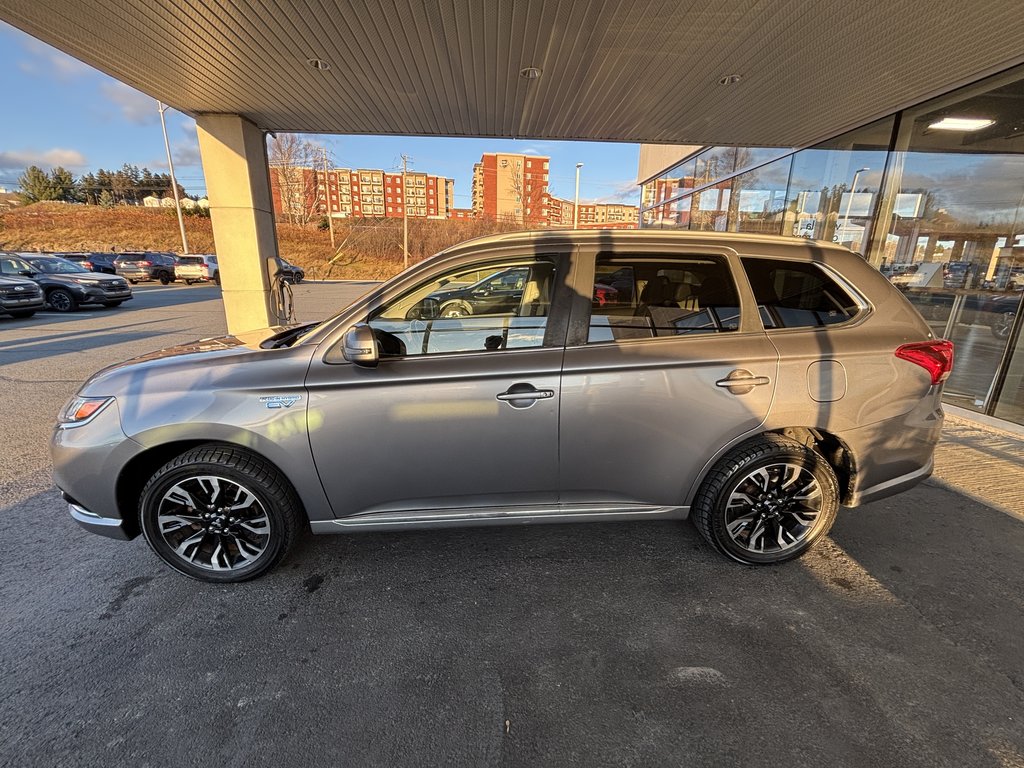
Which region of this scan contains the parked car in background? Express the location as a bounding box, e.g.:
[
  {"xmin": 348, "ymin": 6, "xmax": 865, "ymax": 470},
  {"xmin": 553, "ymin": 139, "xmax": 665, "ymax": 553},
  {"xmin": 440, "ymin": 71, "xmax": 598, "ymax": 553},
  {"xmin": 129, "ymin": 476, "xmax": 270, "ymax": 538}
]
[
  {"xmin": 275, "ymin": 258, "xmax": 305, "ymax": 284},
  {"xmin": 0, "ymin": 253, "xmax": 133, "ymax": 312},
  {"xmin": 982, "ymin": 288, "xmax": 1023, "ymax": 340},
  {"xmin": 58, "ymin": 252, "xmax": 118, "ymax": 274},
  {"xmin": 53, "ymin": 230, "xmax": 952, "ymax": 582},
  {"xmin": 0, "ymin": 273, "xmax": 45, "ymax": 318},
  {"xmin": 175, "ymin": 254, "xmax": 220, "ymax": 285},
  {"xmin": 114, "ymin": 252, "xmax": 179, "ymax": 284}
]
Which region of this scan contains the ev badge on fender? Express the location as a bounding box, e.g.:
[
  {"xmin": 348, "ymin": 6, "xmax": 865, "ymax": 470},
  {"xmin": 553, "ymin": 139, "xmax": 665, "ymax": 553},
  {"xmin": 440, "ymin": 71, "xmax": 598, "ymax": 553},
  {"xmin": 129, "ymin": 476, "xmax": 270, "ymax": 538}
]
[{"xmin": 259, "ymin": 395, "xmax": 301, "ymax": 409}]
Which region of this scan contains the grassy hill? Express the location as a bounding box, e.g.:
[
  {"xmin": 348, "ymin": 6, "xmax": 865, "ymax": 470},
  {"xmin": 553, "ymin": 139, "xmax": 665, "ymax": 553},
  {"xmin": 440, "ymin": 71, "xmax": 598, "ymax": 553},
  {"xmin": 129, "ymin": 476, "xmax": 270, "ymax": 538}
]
[{"xmin": 0, "ymin": 203, "xmax": 518, "ymax": 280}]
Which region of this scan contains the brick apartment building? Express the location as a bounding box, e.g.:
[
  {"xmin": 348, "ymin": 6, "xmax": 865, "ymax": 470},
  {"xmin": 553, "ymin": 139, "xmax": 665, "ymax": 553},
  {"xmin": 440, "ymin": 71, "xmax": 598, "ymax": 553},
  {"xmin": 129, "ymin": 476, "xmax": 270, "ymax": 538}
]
[
  {"xmin": 471, "ymin": 153, "xmax": 551, "ymax": 226},
  {"xmin": 270, "ymin": 166, "xmax": 455, "ymax": 221}
]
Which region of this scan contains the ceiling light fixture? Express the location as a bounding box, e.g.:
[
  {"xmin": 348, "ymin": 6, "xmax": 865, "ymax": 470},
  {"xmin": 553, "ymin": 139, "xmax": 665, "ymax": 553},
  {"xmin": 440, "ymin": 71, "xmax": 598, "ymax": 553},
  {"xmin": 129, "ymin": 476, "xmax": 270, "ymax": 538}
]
[
  {"xmin": 928, "ymin": 117, "xmax": 994, "ymax": 131},
  {"xmin": 718, "ymin": 74, "xmax": 742, "ymax": 85},
  {"xmin": 306, "ymin": 58, "xmax": 331, "ymax": 71},
  {"xmin": 519, "ymin": 67, "xmax": 542, "ymax": 80}
]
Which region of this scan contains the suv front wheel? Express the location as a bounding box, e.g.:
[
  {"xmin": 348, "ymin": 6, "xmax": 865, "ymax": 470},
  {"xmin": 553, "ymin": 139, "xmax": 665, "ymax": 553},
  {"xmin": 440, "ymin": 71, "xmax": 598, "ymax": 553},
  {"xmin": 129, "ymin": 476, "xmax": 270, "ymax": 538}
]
[
  {"xmin": 692, "ymin": 434, "xmax": 839, "ymax": 565},
  {"xmin": 139, "ymin": 445, "xmax": 303, "ymax": 582}
]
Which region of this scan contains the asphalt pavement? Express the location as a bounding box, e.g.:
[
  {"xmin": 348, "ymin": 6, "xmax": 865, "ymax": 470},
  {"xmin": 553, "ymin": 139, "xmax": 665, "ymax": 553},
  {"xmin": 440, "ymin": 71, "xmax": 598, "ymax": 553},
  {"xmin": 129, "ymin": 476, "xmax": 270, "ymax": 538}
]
[{"xmin": 1, "ymin": 282, "xmax": 1023, "ymax": 767}]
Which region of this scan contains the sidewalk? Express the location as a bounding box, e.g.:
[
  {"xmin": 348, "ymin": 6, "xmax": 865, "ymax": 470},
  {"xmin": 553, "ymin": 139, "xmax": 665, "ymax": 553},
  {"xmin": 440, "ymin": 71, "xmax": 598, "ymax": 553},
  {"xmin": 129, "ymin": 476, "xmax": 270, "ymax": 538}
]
[{"xmin": 931, "ymin": 411, "xmax": 1024, "ymax": 519}]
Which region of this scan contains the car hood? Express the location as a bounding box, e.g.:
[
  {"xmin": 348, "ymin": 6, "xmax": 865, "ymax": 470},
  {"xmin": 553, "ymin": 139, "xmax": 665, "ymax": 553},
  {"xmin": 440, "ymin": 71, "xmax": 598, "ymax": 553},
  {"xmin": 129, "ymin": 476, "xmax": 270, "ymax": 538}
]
[
  {"xmin": 38, "ymin": 273, "xmax": 116, "ymax": 285},
  {"xmin": 79, "ymin": 325, "xmax": 314, "ymax": 397},
  {"xmin": 0, "ymin": 275, "xmax": 38, "ymax": 287}
]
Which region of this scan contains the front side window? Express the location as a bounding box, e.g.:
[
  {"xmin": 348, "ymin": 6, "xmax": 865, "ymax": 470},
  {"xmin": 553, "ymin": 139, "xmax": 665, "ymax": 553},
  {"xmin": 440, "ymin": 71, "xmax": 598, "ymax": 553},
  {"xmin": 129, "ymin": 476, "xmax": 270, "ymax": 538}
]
[
  {"xmin": 741, "ymin": 257, "xmax": 862, "ymax": 328},
  {"xmin": 365, "ymin": 257, "xmax": 558, "ymax": 357},
  {"xmin": 0, "ymin": 256, "xmax": 33, "ymax": 275},
  {"xmin": 588, "ymin": 255, "xmax": 741, "ymax": 343}
]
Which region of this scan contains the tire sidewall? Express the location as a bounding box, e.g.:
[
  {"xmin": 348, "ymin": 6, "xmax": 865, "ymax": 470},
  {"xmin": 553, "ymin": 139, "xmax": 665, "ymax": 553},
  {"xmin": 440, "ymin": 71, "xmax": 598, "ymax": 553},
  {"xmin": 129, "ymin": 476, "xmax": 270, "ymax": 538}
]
[
  {"xmin": 48, "ymin": 289, "xmax": 76, "ymax": 312},
  {"xmin": 706, "ymin": 446, "xmax": 838, "ymax": 565},
  {"xmin": 139, "ymin": 460, "xmax": 290, "ymax": 582}
]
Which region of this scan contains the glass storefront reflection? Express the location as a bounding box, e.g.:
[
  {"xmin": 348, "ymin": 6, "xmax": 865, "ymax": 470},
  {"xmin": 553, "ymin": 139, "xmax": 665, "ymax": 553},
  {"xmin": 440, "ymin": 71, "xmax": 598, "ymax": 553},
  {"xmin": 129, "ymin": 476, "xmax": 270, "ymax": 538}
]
[{"xmin": 637, "ymin": 66, "xmax": 1024, "ymax": 426}]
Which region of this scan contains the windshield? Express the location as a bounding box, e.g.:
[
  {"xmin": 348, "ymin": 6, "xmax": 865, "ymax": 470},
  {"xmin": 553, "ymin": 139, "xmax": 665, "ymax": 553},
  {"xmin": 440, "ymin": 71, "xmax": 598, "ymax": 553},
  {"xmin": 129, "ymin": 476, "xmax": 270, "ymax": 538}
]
[{"xmin": 27, "ymin": 257, "xmax": 89, "ymax": 274}]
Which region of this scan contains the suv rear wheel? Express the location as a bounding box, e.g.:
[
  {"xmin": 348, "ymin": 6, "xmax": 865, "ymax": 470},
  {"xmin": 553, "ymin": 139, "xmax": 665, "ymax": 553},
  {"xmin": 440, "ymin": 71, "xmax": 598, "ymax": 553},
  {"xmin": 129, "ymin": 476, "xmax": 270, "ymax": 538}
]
[
  {"xmin": 693, "ymin": 434, "xmax": 839, "ymax": 565},
  {"xmin": 158, "ymin": 271, "xmax": 172, "ymax": 285},
  {"xmin": 139, "ymin": 445, "xmax": 303, "ymax": 582}
]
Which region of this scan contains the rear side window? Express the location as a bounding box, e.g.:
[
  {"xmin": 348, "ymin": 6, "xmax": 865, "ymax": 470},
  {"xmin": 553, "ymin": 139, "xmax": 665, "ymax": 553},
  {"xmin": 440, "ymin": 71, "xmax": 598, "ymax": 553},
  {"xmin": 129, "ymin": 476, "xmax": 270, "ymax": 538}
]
[
  {"xmin": 741, "ymin": 258, "xmax": 861, "ymax": 329},
  {"xmin": 588, "ymin": 255, "xmax": 740, "ymax": 343}
]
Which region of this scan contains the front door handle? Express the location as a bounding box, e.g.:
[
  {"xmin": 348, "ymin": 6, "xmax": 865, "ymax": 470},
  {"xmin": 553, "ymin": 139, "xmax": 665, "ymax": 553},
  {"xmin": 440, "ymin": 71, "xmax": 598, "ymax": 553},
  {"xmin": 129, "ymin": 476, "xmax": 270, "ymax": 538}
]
[
  {"xmin": 715, "ymin": 369, "xmax": 771, "ymax": 395},
  {"xmin": 496, "ymin": 383, "xmax": 555, "ymax": 409}
]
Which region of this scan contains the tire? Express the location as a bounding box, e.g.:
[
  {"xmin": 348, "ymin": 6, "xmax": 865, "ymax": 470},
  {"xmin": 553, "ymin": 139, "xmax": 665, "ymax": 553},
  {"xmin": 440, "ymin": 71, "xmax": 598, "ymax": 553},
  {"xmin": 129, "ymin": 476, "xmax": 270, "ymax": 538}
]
[
  {"xmin": 294, "ymin": 274, "xmax": 304, "ymax": 285},
  {"xmin": 214, "ymin": 272, "xmax": 221, "ymax": 286},
  {"xmin": 128, "ymin": 279, "xmax": 138, "ymax": 285},
  {"xmin": 47, "ymin": 288, "xmax": 79, "ymax": 313},
  {"xmin": 692, "ymin": 434, "xmax": 839, "ymax": 565},
  {"xmin": 139, "ymin": 445, "xmax": 304, "ymax": 583},
  {"xmin": 9, "ymin": 310, "xmax": 36, "ymax": 318},
  {"xmin": 159, "ymin": 271, "xmax": 171, "ymax": 285},
  {"xmin": 440, "ymin": 301, "xmax": 472, "ymax": 318},
  {"xmin": 184, "ymin": 279, "xmax": 193, "ymax": 286},
  {"xmin": 103, "ymin": 301, "xmax": 123, "ymax": 308},
  {"xmin": 991, "ymin": 311, "xmax": 1015, "ymax": 340}
]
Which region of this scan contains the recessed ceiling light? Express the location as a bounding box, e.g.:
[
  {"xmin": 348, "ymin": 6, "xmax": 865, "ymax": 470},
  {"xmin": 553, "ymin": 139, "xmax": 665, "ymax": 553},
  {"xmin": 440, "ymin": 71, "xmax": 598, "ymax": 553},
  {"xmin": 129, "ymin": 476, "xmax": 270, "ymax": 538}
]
[
  {"xmin": 928, "ymin": 117, "xmax": 994, "ymax": 131},
  {"xmin": 718, "ymin": 74, "xmax": 742, "ymax": 85},
  {"xmin": 306, "ymin": 58, "xmax": 331, "ymax": 71},
  {"xmin": 519, "ymin": 67, "xmax": 542, "ymax": 80}
]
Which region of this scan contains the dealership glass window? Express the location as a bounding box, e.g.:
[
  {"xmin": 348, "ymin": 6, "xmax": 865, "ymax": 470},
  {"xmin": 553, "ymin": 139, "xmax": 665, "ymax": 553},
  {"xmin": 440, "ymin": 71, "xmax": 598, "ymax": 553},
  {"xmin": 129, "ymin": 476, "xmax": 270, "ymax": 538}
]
[
  {"xmin": 880, "ymin": 74, "xmax": 1024, "ymax": 414},
  {"xmin": 783, "ymin": 116, "xmax": 894, "ymax": 250},
  {"xmin": 366, "ymin": 258, "xmax": 558, "ymax": 357},
  {"xmin": 588, "ymin": 255, "xmax": 740, "ymax": 342}
]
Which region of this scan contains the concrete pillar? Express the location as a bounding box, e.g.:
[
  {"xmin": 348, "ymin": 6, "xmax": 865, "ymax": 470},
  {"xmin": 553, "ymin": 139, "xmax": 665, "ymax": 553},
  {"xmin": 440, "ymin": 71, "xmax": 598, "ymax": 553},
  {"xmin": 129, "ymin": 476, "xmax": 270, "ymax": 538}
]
[{"xmin": 195, "ymin": 114, "xmax": 278, "ymax": 334}]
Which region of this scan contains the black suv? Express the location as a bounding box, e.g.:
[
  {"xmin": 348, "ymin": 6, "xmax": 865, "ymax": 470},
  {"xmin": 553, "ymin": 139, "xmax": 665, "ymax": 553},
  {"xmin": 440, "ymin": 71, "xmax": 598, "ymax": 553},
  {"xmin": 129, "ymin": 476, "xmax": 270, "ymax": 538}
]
[
  {"xmin": 114, "ymin": 252, "xmax": 179, "ymax": 284},
  {"xmin": 0, "ymin": 273, "xmax": 45, "ymax": 318},
  {"xmin": 428, "ymin": 266, "xmax": 528, "ymax": 317},
  {"xmin": 275, "ymin": 258, "xmax": 305, "ymax": 284},
  {"xmin": 58, "ymin": 252, "xmax": 118, "ymax": 274},
  {"xmin": 0, "ymin": 253, "xmax": 133, "ymax": 312}
]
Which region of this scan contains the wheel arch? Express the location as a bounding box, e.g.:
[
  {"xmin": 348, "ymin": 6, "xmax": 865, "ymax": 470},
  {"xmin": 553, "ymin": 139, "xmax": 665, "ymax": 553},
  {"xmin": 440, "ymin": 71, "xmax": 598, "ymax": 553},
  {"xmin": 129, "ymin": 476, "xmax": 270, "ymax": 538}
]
[
  {"xmin": 115, "ymin": 439, "xmax": 314, "ymax": 536},
  {"xmin": 685, "ymin": 427, "xmax": 856, "ymax": 507}
]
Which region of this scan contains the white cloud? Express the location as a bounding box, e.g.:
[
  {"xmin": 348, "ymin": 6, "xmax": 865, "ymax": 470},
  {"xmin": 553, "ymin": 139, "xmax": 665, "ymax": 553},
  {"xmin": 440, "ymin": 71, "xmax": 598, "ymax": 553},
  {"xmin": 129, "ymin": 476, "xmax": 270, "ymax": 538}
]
[
  {"xmin": 0, "ymin": 148, "xmax": 89, "ymax": 171},
  {"xmin": 17, "ymin": 37, "xmax": 94, "ymax": 81},
  {"xmin": 100, "ymin": 82, "xmax": 159, "ymax": 126},
  {"xmin": 595, "ymin": 179, "xmax": 641, "ymax": 205},
  {"xmin": 173, "ymin": 140, "xmax": 202, "ymax": 167}
]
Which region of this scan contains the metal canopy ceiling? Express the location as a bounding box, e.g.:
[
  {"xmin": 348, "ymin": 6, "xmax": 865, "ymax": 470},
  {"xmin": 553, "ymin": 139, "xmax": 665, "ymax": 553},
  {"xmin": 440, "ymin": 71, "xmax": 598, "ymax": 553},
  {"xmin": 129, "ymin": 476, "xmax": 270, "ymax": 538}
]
[{"xmin": 3, "ymin": 0, "xmax": 1024, "ymax": 147}]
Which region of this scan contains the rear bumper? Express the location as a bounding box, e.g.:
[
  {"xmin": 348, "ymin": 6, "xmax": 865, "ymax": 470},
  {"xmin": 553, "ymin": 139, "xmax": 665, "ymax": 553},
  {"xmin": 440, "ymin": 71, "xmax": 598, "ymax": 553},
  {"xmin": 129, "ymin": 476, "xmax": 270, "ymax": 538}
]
[{"xmin": 842, "ymin": 393, "xmax": 944, "ymax": 507}]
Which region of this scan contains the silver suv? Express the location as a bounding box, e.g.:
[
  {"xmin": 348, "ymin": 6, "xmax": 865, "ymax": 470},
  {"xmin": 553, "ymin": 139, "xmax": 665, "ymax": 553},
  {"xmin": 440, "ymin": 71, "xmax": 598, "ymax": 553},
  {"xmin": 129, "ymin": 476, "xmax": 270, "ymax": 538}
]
[{"xmin": 52, "ymin": 231, "xmax": 953, "ymax": 582}]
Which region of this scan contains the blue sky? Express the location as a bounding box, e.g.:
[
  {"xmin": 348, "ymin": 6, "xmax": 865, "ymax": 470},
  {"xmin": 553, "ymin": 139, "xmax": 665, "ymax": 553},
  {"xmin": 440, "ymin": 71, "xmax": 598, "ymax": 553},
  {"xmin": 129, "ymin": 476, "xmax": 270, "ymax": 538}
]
[{"xmin": 0, "ymin": 21, "xmax": 641, "ymax": 209}]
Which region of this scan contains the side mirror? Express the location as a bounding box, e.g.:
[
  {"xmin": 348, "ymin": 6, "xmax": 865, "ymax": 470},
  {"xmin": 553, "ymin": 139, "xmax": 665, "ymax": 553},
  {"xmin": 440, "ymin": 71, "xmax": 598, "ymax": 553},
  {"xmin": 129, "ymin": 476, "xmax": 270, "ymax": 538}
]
[
  {"xmin": 405, "ymin": 297, "xmax": 440, "ymax": 320},
  {"xmin": 342, "ymin": 323, "xmax": 379, "ymax": 367},
  {"xmin": 20, "ymin": 270, "xmax": 36, "ymax": 277}
]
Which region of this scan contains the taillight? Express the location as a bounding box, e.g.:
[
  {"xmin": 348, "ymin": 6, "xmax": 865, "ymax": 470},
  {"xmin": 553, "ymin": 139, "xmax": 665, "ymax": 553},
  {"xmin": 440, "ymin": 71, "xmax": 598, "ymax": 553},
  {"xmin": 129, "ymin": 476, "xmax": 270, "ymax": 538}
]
[
  {"xmin": 83, "ymin": 261, "xmax": 93, "ymax": 269},
  {"xmin": 895, "ymin": 340, "xmax": 954, "ymax": 385},
  {"xmin": 140, "ymin": 260, "xmax": 152, "ymax": 266}
]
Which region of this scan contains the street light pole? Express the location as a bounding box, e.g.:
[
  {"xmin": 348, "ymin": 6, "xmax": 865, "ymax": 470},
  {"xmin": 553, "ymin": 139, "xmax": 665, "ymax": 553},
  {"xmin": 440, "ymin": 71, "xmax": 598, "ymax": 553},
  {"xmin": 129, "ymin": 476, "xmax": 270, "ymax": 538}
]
[
  {"xmin": 840, "ymin": 166, "xmax": 870, "ymax": 241},
  {"xmin": 402, "ymin": 154, "xmax": 410, "ymax": 270},
  {"xmin": 573, "ymin": 162, "xmax": 583, "ymax": 229},
  {"xmin": 157, "ymin": 101, "xmax": 189, "ymax": 255}
]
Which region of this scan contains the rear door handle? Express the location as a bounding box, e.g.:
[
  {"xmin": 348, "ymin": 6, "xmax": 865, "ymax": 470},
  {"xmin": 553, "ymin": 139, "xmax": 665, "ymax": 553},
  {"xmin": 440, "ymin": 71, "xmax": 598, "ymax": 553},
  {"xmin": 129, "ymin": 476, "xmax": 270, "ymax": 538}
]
[
  {"xmin": 715, "ymin": 369, "xmax": 771, "ymax": 395},
  {"xmin": 496, "ymin": 384, "xmax": 555, "ymax": 408}
]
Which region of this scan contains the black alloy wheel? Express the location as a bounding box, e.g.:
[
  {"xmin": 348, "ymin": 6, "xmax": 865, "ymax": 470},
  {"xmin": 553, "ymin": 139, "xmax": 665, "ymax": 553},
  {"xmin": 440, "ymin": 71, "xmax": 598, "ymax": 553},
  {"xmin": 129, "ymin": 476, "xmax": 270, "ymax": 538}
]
[
  {"xmin": 440, "ymin": 301, "xmax": 472, "ymax": 318},
  {"xmin": 693, "ymin": 434, "xmax": 839, "ymax": 565},
  {"xmin": 47, "ymin": 288, "xmax": 78, "ymax": 313},
  {"xmin": 139, "ymin": 445, "xmax": 303, "ymax": 582}
]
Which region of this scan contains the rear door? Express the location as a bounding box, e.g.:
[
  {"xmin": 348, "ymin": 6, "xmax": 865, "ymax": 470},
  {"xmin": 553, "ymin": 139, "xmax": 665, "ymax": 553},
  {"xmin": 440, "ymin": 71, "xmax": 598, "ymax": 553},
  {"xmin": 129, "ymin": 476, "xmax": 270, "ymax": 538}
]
[{"xmin": 559, "ymin": 246, "xmax": 778, "ymax": 509}]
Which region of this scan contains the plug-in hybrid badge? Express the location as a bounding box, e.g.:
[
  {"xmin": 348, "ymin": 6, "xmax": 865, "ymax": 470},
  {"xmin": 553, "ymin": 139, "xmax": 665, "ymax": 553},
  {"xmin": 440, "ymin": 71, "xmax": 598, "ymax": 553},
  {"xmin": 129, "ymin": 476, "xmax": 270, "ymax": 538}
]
[{"xmin": 259, "ymin": 395, "xmax": 301, "ymax": 409}]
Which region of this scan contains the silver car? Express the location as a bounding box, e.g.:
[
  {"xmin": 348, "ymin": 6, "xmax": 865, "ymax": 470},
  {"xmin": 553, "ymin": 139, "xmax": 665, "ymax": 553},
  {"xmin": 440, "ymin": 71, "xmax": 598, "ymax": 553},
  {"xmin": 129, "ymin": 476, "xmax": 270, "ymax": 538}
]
[{"xmin": 52, "ymin": 231, "xmax": 953, "ymax": 582}]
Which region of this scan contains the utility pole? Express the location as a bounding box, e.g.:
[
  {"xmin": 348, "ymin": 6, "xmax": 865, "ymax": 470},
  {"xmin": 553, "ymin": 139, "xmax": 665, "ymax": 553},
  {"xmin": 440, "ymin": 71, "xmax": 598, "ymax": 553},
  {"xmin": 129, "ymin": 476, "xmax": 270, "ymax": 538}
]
[
  {"xmin": 402, "ymin": 154, "xmax": 410, "ymax": 270},
  {"xmin": 322, "ymin": 147, "xmax": 336, "ymax": 249},
  {"xmin": 573, "ymin": 162, "xmax": 584, "ymax": 229},
  {"xmin": 157, "ymin": 101, "xmax": 189, "ymax": 254}
]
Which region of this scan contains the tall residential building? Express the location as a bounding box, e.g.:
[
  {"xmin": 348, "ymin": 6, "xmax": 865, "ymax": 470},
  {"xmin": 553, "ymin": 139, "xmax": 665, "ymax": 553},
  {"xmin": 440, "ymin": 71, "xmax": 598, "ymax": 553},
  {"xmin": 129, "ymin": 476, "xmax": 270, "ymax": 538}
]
[
  {"xmin": 270, "ymin": 165, "xmax": 455, "ymax": 221},
  {"xmin": 471, "ymin": 153, "xmax": 550, "ymax": 226}
]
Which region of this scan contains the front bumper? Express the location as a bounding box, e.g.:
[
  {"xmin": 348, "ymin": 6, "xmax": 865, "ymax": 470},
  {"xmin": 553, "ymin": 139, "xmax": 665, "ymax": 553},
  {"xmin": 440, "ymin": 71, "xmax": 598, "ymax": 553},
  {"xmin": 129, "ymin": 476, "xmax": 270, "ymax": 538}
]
[
  {"xmin": 65, "ymin": 495, "xmax": 132, "ymax": 540},
  {"xmin": 51, "ymin": 399, "xmax": 142, "ymax": 540},
  {"xmin": 1, "ymin": 297, "xmax": 45, "ymax": 312}
]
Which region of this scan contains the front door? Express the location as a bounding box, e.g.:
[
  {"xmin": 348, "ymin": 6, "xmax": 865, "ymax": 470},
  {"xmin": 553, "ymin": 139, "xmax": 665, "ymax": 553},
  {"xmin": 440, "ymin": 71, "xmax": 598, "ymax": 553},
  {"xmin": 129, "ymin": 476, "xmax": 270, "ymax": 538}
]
[{"xmin": 305, "ymin": 252, "xmax": 572, "ymax": 519}]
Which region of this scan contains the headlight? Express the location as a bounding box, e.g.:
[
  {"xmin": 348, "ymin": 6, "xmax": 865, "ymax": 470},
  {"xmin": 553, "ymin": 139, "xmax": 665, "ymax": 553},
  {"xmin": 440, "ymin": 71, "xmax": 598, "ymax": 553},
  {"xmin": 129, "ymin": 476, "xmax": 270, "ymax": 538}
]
[{"xmin": 58, "ymin": 396, "xmax": 113, "ymax": 426}]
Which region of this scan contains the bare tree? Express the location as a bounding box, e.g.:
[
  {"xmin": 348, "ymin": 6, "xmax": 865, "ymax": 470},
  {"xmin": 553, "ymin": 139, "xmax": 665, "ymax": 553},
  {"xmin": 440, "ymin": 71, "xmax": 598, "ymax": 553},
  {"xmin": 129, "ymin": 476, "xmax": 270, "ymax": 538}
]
[
  {"xmin": 268, "ymin": 134, "xmax": 329, "ymax": 226},
  {"xmin": 508, "ymin": 165, "xmax": 549, "ymax": 228}
]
